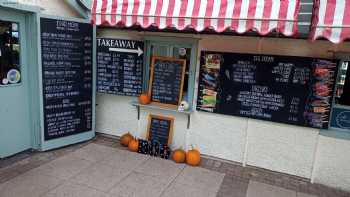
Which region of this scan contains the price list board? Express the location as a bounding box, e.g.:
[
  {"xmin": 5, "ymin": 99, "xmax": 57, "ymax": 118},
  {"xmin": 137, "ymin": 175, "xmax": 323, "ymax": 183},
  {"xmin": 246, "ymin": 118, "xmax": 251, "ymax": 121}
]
[
  {"xmin": 40, "ymin": 18, "xmax": 93, "ymax": 140},
  {"xmin": 149, "ymin": 57, "xmax": 186, "ymax": 107},
  {"xmin": 197, "ymin": 51, "xmax": 338, "ymax": 129},
  {"xmin": 147, "ymin": 115, "xmax": 174, "ymax": 146},
  {"xmin": 97, "ymin": 38, "xmax": 143, "ymax": 96}
]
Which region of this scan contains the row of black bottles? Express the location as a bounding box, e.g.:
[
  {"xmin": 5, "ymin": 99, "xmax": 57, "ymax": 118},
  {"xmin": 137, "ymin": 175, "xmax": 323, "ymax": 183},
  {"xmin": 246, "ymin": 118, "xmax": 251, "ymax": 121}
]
[{"xmin": 138, "ymin": 139, "xmax": 171, "ymax": 159}]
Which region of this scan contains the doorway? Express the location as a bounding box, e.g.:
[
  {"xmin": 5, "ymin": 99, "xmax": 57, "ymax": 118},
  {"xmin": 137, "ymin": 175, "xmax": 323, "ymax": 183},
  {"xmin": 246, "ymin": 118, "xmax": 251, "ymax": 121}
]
[{"xmin": 0, "ymin": 9, "xmax": 32, "ymax": 158}]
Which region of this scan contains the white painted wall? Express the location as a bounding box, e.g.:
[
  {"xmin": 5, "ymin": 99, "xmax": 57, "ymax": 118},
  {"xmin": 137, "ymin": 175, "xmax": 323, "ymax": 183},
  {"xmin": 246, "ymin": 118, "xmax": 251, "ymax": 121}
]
[
  {"xmin": 94, "ymin": 30, "xmax": 350, "ymax": 191},
  {"xmin": 18, "ymin": 0, "xmax": 81, "ymax": 17},
  {"xmin": 245, "ymin": 119, "xmax": 318, "ymax": 178}
]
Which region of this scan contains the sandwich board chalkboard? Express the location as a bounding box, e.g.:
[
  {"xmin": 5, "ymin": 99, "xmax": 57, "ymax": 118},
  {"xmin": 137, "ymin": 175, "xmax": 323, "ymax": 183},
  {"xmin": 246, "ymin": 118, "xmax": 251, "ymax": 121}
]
[
  {"xmin": 149, "ymin": 56, "xmax": 186, "ymax": 108},
  {"xmin": 96, "ymin": 38, "xmax": 143, "ymax": 96},
  {"xmin": 40, "ymin": 17, "xmax": 93, "ymax": 140},
  {"xmin": 147, "ymin": 115, "xmax": 174, "ymax": 146},
  {"xmin": 197, "ymin": 51, "xmax": 338, "ymax": 129}
]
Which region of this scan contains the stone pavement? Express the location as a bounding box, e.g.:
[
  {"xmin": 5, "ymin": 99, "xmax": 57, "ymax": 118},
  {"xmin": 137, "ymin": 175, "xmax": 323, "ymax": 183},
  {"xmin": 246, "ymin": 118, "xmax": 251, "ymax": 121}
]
[{"xmin": 0, "ymin": 134, "xmax": 349, "ymax": 197}]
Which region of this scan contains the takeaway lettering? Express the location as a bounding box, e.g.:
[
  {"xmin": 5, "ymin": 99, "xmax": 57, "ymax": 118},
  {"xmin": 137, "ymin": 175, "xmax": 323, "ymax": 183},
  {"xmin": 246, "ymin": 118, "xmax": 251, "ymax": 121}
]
[{"xmin": 97, "ymin": 38, "xmax": 137, "ymax": 49}]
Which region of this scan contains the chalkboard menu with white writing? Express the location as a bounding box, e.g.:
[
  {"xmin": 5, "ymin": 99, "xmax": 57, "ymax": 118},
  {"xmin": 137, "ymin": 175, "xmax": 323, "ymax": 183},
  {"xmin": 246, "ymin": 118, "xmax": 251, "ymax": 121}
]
[
  {"xmin": 149, "ymin": 57, "xmax": 186, "ymax": 107},
  {"xmin": 147, "ymin": 115, "xmax": 174, "ymax": 145},
  {"xmin": 40, "ymin": 18, "xmax": 93, "ymax": 140},
  {"xmin": 97, "ymin": 38, "xmax": 143, "ymax": 96},
  {"xmin": 197, "ymin": 51, "xmax": 338, "ymax": 129}
]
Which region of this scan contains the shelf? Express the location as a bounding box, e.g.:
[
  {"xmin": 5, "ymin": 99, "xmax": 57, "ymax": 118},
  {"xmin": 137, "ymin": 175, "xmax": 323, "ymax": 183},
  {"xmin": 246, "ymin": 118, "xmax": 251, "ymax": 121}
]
[
  {"xmin": 130, "ymin": 101, "xmax": 193, "ymax": 129},
  {"xmin": 130, "ymin": 101, "xmax": 193, "ymax": 114}
]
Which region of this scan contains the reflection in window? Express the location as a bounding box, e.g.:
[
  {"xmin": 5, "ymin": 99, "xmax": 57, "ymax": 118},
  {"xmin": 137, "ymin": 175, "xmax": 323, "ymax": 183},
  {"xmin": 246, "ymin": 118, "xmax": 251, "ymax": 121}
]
[
  {"xmin": 173, "ymin": 47, "xmax": 191, "ymax": 95},
  {"xmin": 335, "ymin": 61, "xmax": 350, "ymax": 106},
  {"xmin": 0, "ymin": 20, "xmax": 21, "ymax": 86},
  {"xmin": 149, "ymin": 44, "xmax": 191, "ymax": 100}
]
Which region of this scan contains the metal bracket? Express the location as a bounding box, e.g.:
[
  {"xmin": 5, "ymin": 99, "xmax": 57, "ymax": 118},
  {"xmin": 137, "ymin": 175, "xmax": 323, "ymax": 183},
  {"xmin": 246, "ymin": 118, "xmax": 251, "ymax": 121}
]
[
  {"xmin": 187, "ymin": 114, "xmax": 191, "ymax": 129},
  {"xmin": 137, "ymin": 105, "xmax": 140, "ymax": 120}
]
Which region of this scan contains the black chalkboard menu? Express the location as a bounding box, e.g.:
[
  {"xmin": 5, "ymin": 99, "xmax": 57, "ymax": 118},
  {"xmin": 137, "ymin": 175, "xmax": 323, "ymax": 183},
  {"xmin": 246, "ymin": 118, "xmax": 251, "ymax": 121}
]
[
  {"xmin": 97, "ymin": 38, "xmax": 143, "ymax": 96},
  {"xmin": 197, "ymin": 51, "xmax": 338, "ymax": 129},
  {"xmin": 40, "ymin": 18, "xmax": 93, "ymax": 140},
  {"xmin": 147, "ymin": 115, "xmax": 174, "ymax": 145},
  {"xmin": 149, "ymin": 57, "xmax": 186, "ymax": 107}
]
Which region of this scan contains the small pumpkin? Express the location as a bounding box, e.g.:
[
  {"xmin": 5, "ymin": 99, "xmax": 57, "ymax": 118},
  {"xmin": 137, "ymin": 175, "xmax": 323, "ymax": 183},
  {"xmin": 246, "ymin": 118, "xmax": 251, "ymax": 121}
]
[
  {"xmin": 120, "ymin": 132, "xmax": 133, "ymax": 147},
  {"xmin": 186, "ymin": 146, "xmax": 201, "ymax": 166},
  {"xmin": 172, "ymin": 148, "xmax": 186, "ymax": 163},
  {"xmin": 128, "ymin": 138, "xmax": 139, "ymax": 152},
  {"xmin": 138, "ymin": 93, "xmax": 151, "ymax": 105}
]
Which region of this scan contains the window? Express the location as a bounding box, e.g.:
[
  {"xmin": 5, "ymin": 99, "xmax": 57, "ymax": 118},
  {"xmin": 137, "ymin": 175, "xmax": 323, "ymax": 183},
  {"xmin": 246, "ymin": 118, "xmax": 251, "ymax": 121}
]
[
  {"xmin": 144, "ymin": 38, "xmax": 198, "ymax": 110},
  {"xmin": 0, "ymin": 20, "xmax": 21, "ymax": 86},
  {"xmin": 334, "ymin": 60, "xmax": 350, "ymax": 106}
]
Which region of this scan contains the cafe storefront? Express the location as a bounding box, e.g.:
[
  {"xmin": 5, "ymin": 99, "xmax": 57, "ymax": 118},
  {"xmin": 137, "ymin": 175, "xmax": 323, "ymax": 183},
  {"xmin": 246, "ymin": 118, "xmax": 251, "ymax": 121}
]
[
  {"xmin": 1, "ymin": 0, "xmax": 350, "ymax": 193},
  {"xmin": 91, "ymin": 0, "xmax": 350, "ymax": 191}
]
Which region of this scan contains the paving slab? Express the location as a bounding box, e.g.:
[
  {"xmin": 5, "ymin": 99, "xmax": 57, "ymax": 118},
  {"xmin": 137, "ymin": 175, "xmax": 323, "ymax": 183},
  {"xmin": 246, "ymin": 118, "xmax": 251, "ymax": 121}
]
[
  {"xmin": 42, "ymin": 182, "xmax": 112, "ymax": 197},
  {"xmin": 297, "ymin": 192, "xmax": 318, "ymax": 197},
  {"xmin": 100, "ymin": 149, "xmax": 149, "ymax": 170},
  {"xmin": 69, "ymin": 143, "xmax": 117, "ymax": 163},
  {"xmin": 173, "ymin": 165, "xmax": 225, "ymax": 193},
  {"xmin": 134, "ymin": 157, "xmax": 185, "ymax": 184},
  {"xmin": 160, "ymin": 181, "xmax": 218, "ymax": 197},
  {"xmin": 216, "ymin": 175, "xmax": 249, "ymax": 197},
  {"xmin": 246, "ymin": 181, "xmax": 297, "ymax": 197},
  {"xmin": 71, "ymin": 162, "xmax": 132, "ymax": 192},
  {"xmin": 109, "ymin": 171, "xmax": 168, "ymax": 197},
  {"xmin": 29, "ymin": 154, "xmax": 93, "ymax": 180},
  {"xmin": 0, "ymin": 169, "xmax": 63, "ymax": 197}
]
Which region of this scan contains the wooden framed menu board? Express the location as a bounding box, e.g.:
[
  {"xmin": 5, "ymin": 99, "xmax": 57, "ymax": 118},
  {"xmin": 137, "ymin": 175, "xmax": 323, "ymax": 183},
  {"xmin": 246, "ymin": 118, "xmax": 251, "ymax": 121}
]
[
  {"xmin": 149, "ymin": 56, "xmax": 186, "ymax": 107},
  {"xmin": 147, "ymin": 115, "xmax": 174, "ymax": 146},
  {"xmin": 197, "ymin": 51, "xmax": 338, "ymax": 129}
]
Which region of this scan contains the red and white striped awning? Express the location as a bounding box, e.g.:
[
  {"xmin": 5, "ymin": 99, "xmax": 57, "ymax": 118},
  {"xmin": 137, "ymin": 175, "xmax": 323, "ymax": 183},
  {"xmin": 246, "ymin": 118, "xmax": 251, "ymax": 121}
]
[
  {"xmin": 311, "ymin": 0, "xmax": 350, "ymax": 43},
  {"xmin": 91, "ymin": 0, "xmax": 300, "ymax": 36}
]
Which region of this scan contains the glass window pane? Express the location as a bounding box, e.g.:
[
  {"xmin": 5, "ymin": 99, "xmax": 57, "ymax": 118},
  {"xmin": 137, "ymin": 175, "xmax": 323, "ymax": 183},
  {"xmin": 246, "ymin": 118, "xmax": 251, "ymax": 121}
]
[
  {"xmin": 146, "ymin": 42, "xmax": 194, "ymax": 105},
  {"xmin": 0, "ymin": 20, "xmax": 21, "ymax": 86},
  {"xmin": 173, "ymin": 47, "xmax": 191, "ymax": 98},
  {"xmin": 335, "ymin": 61, "xmax": 350, "ymax": 105}
]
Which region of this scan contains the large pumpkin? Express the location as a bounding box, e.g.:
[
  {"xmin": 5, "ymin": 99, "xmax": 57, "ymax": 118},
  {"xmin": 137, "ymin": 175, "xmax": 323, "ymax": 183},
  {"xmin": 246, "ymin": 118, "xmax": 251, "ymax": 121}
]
[
  {"xmin": 128, "ymin": 138, "xmax": 139, "ymax": 152},
  {"xmin": 186, "ymin": 147, "xmax": 201, "ymax": 166},
  {"xmin": 120, "ymin": 132, "xmax": 133, "ymax": 147},
  {"xmin": 138, "ymin": 93, "xmax": 151, "ymax": 105},
  {"xmin": 172, "ymin": 149, "xmax": 186, "ymax": 163}
]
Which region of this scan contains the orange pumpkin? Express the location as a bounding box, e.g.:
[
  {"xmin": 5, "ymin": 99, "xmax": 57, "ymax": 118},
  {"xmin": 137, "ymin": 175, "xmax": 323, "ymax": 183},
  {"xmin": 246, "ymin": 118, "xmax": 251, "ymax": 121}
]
[
  {"xmin": 128, "ymin": 138, "xmax": 139, "ymax": 152},
  {"xmin": 172, "ymin": 149, "xmax": 186, "ymax": 163},
  {"xmin": 186, "ymin": 147, "xmax": 201, "ymax": 166},
  {"xmin": 120, "ymin": 132, "xmax": 133, "ymax": 147},
  {"xmin": 138, "ymin": 93, "xmax": 151, "ymax": 105}
]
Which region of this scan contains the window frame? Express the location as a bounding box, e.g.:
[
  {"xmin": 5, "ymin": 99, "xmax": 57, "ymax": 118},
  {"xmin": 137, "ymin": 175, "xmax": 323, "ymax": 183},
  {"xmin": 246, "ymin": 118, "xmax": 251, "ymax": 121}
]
[
  {"xmin": 324, "ymin": 53, "xmax": 350, "ymax": 139},
  {"xmin": 332, "ymin": 54, "xmax": 350, "ymax": 108},
  {"xmin": 143, "ymin": 36, "xmax": 198, "ymax": 110},
  {"xmin": 0, "ymin": 19, "xmax": 22, "ymax": 87}
]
